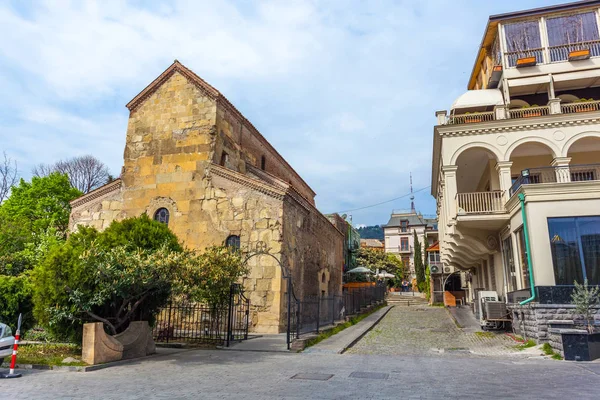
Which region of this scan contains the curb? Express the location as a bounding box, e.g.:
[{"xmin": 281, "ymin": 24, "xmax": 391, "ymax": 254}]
[
  {"xmin": 1, "ymin": 348, "xmax": 193, "ymax": 373},
  {"xmin": 446, "ymin": 307, "xmax": 463, "ymax": 329},
  {"xmin": 341, "ymin": 305, "xmax": 393, "ymax": 354}
]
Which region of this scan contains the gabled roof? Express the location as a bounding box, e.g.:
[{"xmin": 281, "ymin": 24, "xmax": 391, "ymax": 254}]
[{"xmin": 125, "ymin": 60, "xmax": 316, "ymax": 199}]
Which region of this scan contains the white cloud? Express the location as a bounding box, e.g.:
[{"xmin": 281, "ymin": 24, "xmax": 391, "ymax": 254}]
[{"xmin": 0, "ymin": 0, "xmax": 565, "ymax": 225}]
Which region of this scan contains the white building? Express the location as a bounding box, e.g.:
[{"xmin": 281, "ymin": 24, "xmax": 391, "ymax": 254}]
[
  {"xmin": 432, "ymin": 0, "xmax": 600, "ymax": 345},
  {"xmin": 383, "ymin": 208, "xmax": 437, "ymax": 280}
]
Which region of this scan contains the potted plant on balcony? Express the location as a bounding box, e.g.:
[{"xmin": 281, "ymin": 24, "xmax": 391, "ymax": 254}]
[
  {"xmin": 560, "ymin": 279, "xmax": 600, "ymax": 361},
  {"xmin": 521, "ymin": 104, "xmax": 542, "ymax": 118},
  {"xmin": 568, "ymin": 48, "xmax": 591, "ymax": 61},
  {"xmin": 574, "ymin": 98, "xmax": 595, "ymax": 112},
  {"xmin": 463, "ymin": 112, "xmax": 482, "ymax": 123}
]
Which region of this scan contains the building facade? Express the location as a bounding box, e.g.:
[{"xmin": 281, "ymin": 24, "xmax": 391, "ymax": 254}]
[
  {"xmin": 432, "ymin": 1, "xmax": 600, "ymax": 348},
  {"xmin": 326, "ymin": 214, "xmax": 361, "ymax": 273},
  {"xmin": 69, "ymin": 61, "xmax": 344, "ymax": 334},
  {"xmin": 383, "ymin": 209, "xmax": 438, "ymax": 280}
]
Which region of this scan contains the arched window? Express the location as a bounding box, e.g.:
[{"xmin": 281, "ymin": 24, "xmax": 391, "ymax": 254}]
[
  {"xmin": 226, "ymin": 235, "xmax": 240, "ymax": 250},
  {"xmin": 154, "ymin": 208, "xmax": 170, "ymax": 225},
  {"xmin": 321, "ymin": 272, "xmax": 326, "ymax": 283},
  {"xmin": 260, "ymin": 155, "xmax": 266, "ymax": 170}
]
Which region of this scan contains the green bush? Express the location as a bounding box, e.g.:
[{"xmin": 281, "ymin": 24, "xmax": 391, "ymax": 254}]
[
  {"xmin": 0, "ymin": 274, "xmax": 34, "ymax": 331},
  {"xmin": 97, "ymin": 214, "xmax": 182, "ymax": 252}
]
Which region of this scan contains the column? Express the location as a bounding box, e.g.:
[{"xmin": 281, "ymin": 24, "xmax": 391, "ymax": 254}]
[
  {"xmin": 495, "ymin": 161, "xmax": 513, "ymax": 198},
  {"xmin": 551, "ymin": 157, "xmax": 571, "ymax": 183},
  {"xmin": 435, "ymin": 110, "xmax": 448, "ymax": 125},
  {"xmin": 442, "ymin": 165, "xmax": 458, "ymax": 222}
]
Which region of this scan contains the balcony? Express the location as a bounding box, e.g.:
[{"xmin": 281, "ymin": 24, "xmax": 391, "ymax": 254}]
[
  {"xmin": 561, "ymin": 99, "xmax": 600, "ymax": 114},
  {"xmin": 456, "ymin": 191, "xmax": 506, "ymax": 215},
  {"xmin": 508, "ymin": 105, "xmax": 550, "ymax": 119},
  {"xmin": 509, "ymin": 163, "xmax": 600, "ymax": 196},
  {"xmin": 548, "ymin": 39, "xmax": 600, "ymax": 63},
  {"xmin": 448, "ymin": 111, "xmax": 494, "ymax": 125},
  {"xmin": 385, "ymin": 246, "xmax": 412, "ymax": 254}
]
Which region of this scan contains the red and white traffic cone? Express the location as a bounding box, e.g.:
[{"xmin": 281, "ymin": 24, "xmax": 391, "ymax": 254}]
[{"xmin": 1, "ymin": 314, "xmax": 22, "ymax": 379}]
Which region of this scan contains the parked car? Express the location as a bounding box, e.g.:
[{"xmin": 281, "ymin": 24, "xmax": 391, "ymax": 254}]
[{"xmin": 0, "ymin": 323, "xmax": 15, "ymax": 365}]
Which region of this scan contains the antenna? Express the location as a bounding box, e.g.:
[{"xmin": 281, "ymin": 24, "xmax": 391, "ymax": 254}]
[{"xmin": 410, "ymin": 172, "xmax": 415, "ymax": 212}]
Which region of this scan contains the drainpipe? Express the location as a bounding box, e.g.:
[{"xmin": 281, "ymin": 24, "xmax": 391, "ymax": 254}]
[{"xmin": 518, "ymin": 193, "xmax": 536, "ymax": 305}]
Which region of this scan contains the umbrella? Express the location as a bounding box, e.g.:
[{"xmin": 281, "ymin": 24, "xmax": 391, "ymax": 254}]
[
  {"xmin": 376, "ymin": 270, "xmax": 395, "ymax": 279},
  {"xmin": 346, "ymin": 266, "xmax": 373, "ymax": 274}
]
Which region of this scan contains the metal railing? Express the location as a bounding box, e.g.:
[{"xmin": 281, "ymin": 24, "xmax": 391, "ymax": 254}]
[
  {"xmin": 509, "ymin": 163, "xmax": 600, "ymax": 196},
  {"xmin": 509, "ymin": 105, "xmax": 550, "ymax": 119},
  {"xmin": 152, "ymin": 284, "xmax": 249, "ymax": 346},
  {"xmin": 292, "ymin": 284, "xmax": 386, "ymax": 340},
  {"xmin": 456, "ymin": 191, "xmax": 505, "ymax": 215},
  {"xmin": 548, "ymin": 39, "xmax": 600, "ymax": 62},
  {"xmin": 504, "ymin": 48, "xmax": 544, "ymax": 68},
  {"xmin": 561, "ymin": 100, "xmax": 600, "ymax": 114},
  {"xmin": 448, "ymin": 111, "xmax": 494, "ymax": 125}
]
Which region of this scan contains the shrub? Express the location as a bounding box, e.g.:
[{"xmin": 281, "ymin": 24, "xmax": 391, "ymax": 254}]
[
  {"xmin": 97, "ymin": 214, "xmax": 182, "ymax": 252},
  {"xmin": 0, "ymin": 274, "xmax": 34, "ymax": 331}
]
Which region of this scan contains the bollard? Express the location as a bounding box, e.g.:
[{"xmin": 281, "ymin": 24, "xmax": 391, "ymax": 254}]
[{"xmin": 1, "ymin": 313, "xmax": 23, "ymax": 379}]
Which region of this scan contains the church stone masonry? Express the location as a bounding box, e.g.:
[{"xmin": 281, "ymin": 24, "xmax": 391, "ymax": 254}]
[{"xmin": 69, "ymin": 61, "xmax": 344, "ymax": 334}]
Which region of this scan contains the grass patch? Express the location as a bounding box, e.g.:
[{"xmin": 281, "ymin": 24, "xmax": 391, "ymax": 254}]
[
  {"xmin": 430, "ymin": 303, "xmax": 445, "ymax": 307},
  {"xmin": 303, "ymin": 304, "xmax": 387, "ymax": 349},
  {"xmin": 475, "ymin": 331, "xmax": 495, "ymax": 339},
  {"xmin": 542, "ymin": 343, "xmax": 554, "ymax": 355},
  {"xmin": 516, "ymin": 339, "xmax": 536, "ymax": 351},
  {"xmin": 551, "ymin": 353, "xmax": 563, "ymax": 360},
  {"xmin": 12, "ymin": 344, "xmax": 86, "ymax": 366}
]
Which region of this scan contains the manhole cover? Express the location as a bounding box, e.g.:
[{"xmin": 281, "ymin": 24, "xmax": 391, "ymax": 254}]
[
  {"xmin": 290, "ymin": 373, "xmax": 334, "ymax": 381},
  {"xmin": 349, "ymin": 371, "xmax": 389, "ymax": 380}
]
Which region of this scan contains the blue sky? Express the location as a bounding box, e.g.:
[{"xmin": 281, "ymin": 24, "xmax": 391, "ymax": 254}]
[{"xmin": 0, "ymin": 0, "xmax": 568, "ymax": 226}]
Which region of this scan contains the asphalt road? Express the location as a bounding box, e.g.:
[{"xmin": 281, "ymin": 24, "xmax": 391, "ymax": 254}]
[{"xmin": 2, "ymin": 348, "xmax": 599, "ymax": 399}]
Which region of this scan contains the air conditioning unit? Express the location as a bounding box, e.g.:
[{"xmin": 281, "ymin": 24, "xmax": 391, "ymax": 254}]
[
  {"xmin": 444, "ymin": 266, "xmax": 452, "ymax": 273},
  {"xmin": 478, "ymin": 291, "xmax": 507, "ymax": 330},
  {"xmin": 430, "ymin": 265, "xmax": 440, "ymax": 273}
]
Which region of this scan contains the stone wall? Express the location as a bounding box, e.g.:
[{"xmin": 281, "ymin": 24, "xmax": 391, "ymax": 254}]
[
  {"xmin": 509, "ymin": 303, "xmax": 600, "ymax": 355},
  {"xmin": 281, "ymin": 192, "xmax": 344, "ymax": 301},
  {"xmin": 69, "ymin": 180, "xmax": 124, "ymax": 231}
]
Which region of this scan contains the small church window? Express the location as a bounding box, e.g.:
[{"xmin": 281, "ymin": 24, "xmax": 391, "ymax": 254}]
[
  {"xmin": 154, "ymin": 208, "xmax": 170, "ymax": 225},
  {"xmin": 261, "ymin": 155, "xmax": 266, "ymax": 170},
  {"xmin": 321, "ymin": 272, "xmax": 326, "ymax": 283},
  {"xmin": 226, "ymin": 235, "xmax": 240, "ymax": 250}
]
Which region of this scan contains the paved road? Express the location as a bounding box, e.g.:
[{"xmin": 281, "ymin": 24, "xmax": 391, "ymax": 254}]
[
  {"xmin": 2, "ymin": 348, "xmax": 600, "ymax": 399},
  {"xmin": 347, "ymin": 305, "xmax": 522, "ymax": 358}
]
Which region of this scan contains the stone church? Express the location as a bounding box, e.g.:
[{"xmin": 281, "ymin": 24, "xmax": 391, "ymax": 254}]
[{"xmin": 69, "ymin": 61, "xmax": 344, "ymax": 333}]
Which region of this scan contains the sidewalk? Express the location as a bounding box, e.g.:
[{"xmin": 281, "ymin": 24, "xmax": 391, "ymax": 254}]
[
  {"xmin": 303, "ymin": 306, "xmax": 392, "ymax": 354},
  {"xmin": 220, "ymin": 334, "xmax": 289, "ymax": 353}
]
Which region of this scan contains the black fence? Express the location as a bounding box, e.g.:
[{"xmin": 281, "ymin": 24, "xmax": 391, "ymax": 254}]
[
  {"xmin": 152, "ymin": 284, "xmax": 249, "ymax": 347},
  {"xmin": 290, "ymin": 283, "xmax": 387, "ymax": 342}
]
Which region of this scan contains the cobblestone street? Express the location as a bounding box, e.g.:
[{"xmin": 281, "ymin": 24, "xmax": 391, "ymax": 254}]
[{"xmin": 347, "ymin": 305, "xmax": 524, "ymax": 358}]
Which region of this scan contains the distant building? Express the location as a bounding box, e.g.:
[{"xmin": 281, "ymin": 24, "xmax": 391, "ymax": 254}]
[
  {"xmin": 383, "ymin": 208, "xmax": 437, "ymax": 279},
  {"xmin": 326, "ymin": 214, "xmax": 361, "ymax": 273},
  {"xmin": 360, "ymin": 238, "xmax": 384, "ymax": 251}
]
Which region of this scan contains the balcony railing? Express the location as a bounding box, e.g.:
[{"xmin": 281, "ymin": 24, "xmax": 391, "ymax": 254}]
[
  {"xmin": 508, "ymin": 105, "xmax": 550, "ymax": 119},
  {"xmin": 548, "ymin": 39, "xmax": 600, "ymax": 62},
  {"xmin": 448, "ymin": 111, "xmax": 494, "ymax": 125},
  {"xmin": 509, "ymin": 163, "xmax": 600, "ymax": 196},
  {"xmin": 385, "ymin": 246, "xmax": 412, "ymax": 253},
  {"xmin": 561, "ymin": 100, "xmax": 600, "ymax": 114},
  {"xmin": 456, "ymin": 191, "xmax": 505, "ymax": 215},
  {"xmin": 504, "ymin": 48, "xmax": 544, "ymax": 68}
]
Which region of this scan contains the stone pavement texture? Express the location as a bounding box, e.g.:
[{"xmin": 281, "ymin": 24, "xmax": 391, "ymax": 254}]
[
  {"xmin": 2, "ymin": 347, "xmax": 600, "ymax": 399},
  {"xmin": 223, "ymin": 333, "xmax": 288, "ymax": 352},
  {"xmin": 347, "ymin": 305, "xmax": 526, "ymax": 358},
  {"xmin": 304, "ymin": 306, "xmax": 392, "ymax": 354}
]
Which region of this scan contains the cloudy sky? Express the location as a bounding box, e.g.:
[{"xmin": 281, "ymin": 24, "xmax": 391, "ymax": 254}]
[{"xmin": 0, "ymin": 0, "xmax": 567, "ymax": 226}]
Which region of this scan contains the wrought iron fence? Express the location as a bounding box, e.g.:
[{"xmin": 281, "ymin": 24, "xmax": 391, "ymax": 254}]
[
  {"xmin": 152, "ymin": 283, "xmax": 249, "ymax": 346},
  {"xmin": 291, "ymin": 283, "xmax": 386, "ymax": 342}
]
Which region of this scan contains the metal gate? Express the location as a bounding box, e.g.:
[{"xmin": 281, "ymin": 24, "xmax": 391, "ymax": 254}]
[{"xmin": 152, "ymin": 283, "xmax": 250, "ymax": 347}]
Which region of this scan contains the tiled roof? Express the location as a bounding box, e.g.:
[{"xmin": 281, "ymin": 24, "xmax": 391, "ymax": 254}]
[{"xmin": 360, "ymin": 239, "xmax": 384, "ymax": 248}]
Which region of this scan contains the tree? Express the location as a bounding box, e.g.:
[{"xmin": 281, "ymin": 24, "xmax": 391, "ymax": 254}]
[
  {"xmin": 33, "ymin": 155, "xmax": 111, "ymax": 194},
  {"xmin": 0, "ymin": 152, "xmax": 18, "ymax": 202},
  {"xmin": 572, "ymin": 279, "xmax": 600, "ymax": 334},
  {"xmin": 356, "ymin": 247, "xmax": 403, "ymax": 275},
  {"xmin": 414, "ymin": 231, "xmax": 425, "ymax": 288},
  {"xmin": 0, "ymin": 173, "xmax": 82, "ymax": 235},
  {"xmin": 0, "ymin": 274, "xmax": 33, "ymax": 330}
]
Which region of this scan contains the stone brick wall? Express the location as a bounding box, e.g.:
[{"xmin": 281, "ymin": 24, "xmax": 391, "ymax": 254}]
[
  {"xmin": 69, "ymin": 180, "xmax": 124, "ymax": 231},
  {"xmin": 509, "ymin": 303, "xmax": 600, "ymax": 355}
]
